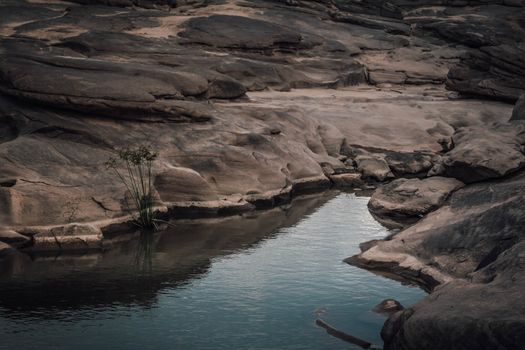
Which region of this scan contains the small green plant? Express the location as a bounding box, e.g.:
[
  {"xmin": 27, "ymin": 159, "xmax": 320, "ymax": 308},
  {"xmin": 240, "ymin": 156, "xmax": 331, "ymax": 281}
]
[{"xmin": 106, "ymin": 145, "xmax": 158, "ymax": 230}]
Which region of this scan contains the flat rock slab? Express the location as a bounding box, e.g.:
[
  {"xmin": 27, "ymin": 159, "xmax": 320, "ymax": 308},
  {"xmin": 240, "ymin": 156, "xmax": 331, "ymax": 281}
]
[{"xmin": 0, "ymin": 53, "xmax": 229, "ymax": 121}]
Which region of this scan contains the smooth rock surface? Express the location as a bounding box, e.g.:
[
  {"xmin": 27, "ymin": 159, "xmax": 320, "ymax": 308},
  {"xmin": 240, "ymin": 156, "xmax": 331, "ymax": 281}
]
[
  {"xmin": 430, "ymin": 123, "xmax": 525, "ymax": 183},
  {"xmin": 368, "ymin": 177, "xmax": 464, "ymax": 228}
]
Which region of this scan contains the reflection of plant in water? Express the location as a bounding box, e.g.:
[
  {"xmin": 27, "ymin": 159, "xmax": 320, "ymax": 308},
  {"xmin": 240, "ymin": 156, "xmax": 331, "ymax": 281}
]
[
  {"xmin": 105, "ymin": 146, "xmax": 158, "ymax": 230},
  {"xmin": 134, "ymin": 230, "xmax": 155, "ymax": 273}
]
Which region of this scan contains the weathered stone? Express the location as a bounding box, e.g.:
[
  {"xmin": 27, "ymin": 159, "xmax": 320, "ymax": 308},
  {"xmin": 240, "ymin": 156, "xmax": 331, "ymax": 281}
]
[
  {"xmin": 350, "ymin": 172, "xmax": 525, "ymax": 350},
  {"xmin": 355, "ymin": 155, "xmax": 394, "ymax": 182},
  {"xmin": 368, "ymin": 177, "xmax": 464, "ymax": 227},
  {"xmin": 373, "ymin": 299, "xmax": 404, "ymax": 315},
  {"xmin": 329, "ymin": 173, "xmax": 364, "ymax": 188},
  {"xmin": 430, "ymin": 124, "xmax": 525, "ymax": 183}
]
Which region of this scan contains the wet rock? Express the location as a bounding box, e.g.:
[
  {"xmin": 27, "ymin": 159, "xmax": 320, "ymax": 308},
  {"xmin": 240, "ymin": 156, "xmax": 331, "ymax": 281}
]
[
  {"xmin": 368, "ymin": 177, "xmax": 464, "ymax": 228},
  {"xmin": 373, "ymin": 299, "xmax": 404, "ymax": 315},
  {"xmin": 429, "ymin": 123, "xmax": 525, "ymax": 183}
]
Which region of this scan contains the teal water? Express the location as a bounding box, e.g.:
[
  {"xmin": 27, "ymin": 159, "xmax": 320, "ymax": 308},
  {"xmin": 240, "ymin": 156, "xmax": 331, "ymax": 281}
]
[{"xmin": 0, "ymin": 192, "xmax": 424, "ymax": 350}]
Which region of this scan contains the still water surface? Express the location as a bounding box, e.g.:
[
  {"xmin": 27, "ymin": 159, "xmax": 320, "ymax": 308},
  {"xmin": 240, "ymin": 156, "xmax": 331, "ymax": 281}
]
[{"xmin": 0, "ymin": 192, "xmax": 424, "ymax": 350}]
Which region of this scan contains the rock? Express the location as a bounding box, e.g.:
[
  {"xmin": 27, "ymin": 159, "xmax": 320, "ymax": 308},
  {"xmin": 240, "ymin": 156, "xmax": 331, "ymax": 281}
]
[
  {"xmin": 349, "ymin": 171, "xmax": 525, "ymax": 349},
  {"xmin": 510, "ymin": 94, "xmax": 525, "ymax": 121},
  {"xmin": 384, "ymin": 151, "xmax": 436, "ymax": 176},
  {"xmin": 446, "ymin": 44, "xmax": 525, "ymax": 102},
  {"xmin": 329, "ymin": 173, "xmax": 364, "ymax": 188},
  {"xmin": 355, "ymin": 155, "xmax": 394, "ymax": 182},
  {"xmin": 154, "ymin": 167, "xmax": 218, "ymax": 203},
  {"xmin": 23, "ymin": 224, "xmax": 103, "ymax": 252},
  {"xmin": 0, "ymin": 228, "xmax": 30, "ymax": 248},
  {"xmin": 330, "ymin": 11, "xmax": 410, "ymax": 35},
  {"xmin": 0, "ymin": 53, "xmax": 217, "ymax": 122},
  {"xmin": 179, "ymin": 15, "xmax": 308, "ymax": 51},
  {"xmin": 0, "ymin": 241, "xmax": 15, "ymax": 258},
  {"xmin": 430, "ymin": 123, "xmax": 525, "ymax": 183},
  {"xmin": 368, "ymin": 70, "xmax": 406, "ymax": 85},
  {"xmin": 373, "ymin": 299, "xmax": 404, "ymax": 315},
  {"xmin": 368, "ymin": 177, "xmax": 464, "ymax": 228}
]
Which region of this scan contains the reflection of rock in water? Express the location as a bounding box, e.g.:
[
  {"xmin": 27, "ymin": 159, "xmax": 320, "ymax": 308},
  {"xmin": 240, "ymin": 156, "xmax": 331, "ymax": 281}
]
[{"xmin": 0, "ymin": 192, "xmax": 336, "ymax": 318}]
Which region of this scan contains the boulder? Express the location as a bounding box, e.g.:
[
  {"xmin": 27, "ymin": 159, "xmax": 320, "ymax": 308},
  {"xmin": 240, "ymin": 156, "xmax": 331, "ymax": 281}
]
[
  {"xmin": 368, "ymin": 177, "xmax": 464, "ymax": 227},
  {"xmin": 154, "ymin": 167, "xmax": 218, "ymax": 203},
  {"xmin": 355, "ymin": 155, "xmax": 394, "ymax": 182},
  {"xmin": 329, "ymin": 173, "xmax": 364, "ymax": 188},
  {"xmin": 430, "ymin": 123, "xmax": 525, "ymax": 183},
  {"xmin": 373, "ymin": 299, "xmax": 404, "ymax": 315}
]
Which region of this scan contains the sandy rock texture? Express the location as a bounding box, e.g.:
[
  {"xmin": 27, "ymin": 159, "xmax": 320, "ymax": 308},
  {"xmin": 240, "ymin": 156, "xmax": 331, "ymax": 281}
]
[{"xmin": 1, "ymin": 0, "xmax": 525, "ymax": 348}]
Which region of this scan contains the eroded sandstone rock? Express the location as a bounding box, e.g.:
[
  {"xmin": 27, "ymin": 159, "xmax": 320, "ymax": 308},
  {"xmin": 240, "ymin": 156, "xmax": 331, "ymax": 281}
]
[
  {"xmin": 429, "ymin": 123, "xmax": 525, "ymax": 183},
  {"xmin": 368, "ymin": 177, "xmax": 464, "ymax": 228}
]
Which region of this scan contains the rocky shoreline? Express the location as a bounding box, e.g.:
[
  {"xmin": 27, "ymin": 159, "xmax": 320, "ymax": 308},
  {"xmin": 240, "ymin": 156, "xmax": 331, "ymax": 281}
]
[{"xmin": 1, "ymin": 0, "xmax": 525, "ymax": 349}]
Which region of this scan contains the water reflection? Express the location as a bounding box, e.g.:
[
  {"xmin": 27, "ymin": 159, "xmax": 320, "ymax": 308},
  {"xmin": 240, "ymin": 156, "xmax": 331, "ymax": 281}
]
[
  {"xmin": 134, "ymin": 231, "xmax": 155, "ymax": 274},
  {"xmin": 0, "ymin": 192, "xmax": 338, "ymax": 319},
  {"xmin": 0, "ymin": 192, "xmax": 426, "ymax": 350}
]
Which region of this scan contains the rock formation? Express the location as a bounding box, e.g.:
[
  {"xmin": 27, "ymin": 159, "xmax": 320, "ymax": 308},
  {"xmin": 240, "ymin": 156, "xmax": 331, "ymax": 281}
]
[{"xmin": 1, "ymin": 0, "xmax": 525, "ymax": 349}]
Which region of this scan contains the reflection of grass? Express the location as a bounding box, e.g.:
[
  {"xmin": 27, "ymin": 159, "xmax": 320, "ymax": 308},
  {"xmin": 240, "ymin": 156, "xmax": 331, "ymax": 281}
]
[
  {"xmin": 134, "ymin": 230, "xmax": 154, "ymax": 273},
  {"xmin": 106, "ymin": 146, "xmax": 158, "ymax": 230}
]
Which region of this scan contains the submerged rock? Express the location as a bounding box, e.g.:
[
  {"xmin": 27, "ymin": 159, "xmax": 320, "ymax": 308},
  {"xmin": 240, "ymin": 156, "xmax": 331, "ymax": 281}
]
[{"xmin": 373, "ymin": 299, "xmax": 404, "ymax": 315}]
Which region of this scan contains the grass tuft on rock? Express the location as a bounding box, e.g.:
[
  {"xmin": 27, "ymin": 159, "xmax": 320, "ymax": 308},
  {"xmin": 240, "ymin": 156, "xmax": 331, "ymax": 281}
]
[{"xmin": 106, "ymin": 145, "xmax": 158, "ymax": 230}]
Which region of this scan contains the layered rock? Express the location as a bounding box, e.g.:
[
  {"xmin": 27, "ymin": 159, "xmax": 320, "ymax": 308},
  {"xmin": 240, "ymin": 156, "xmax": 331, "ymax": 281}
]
[
  {"xmin": 352, "ymin": 172, "xmax": 525, "ymax": 349},
  {"xmin": 430, "ymin": 123, "xmax": 525, "ymax": 183},
  {"xmin": 1, "ymin": 1, "xmax": 525, "ymax": 348}
]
